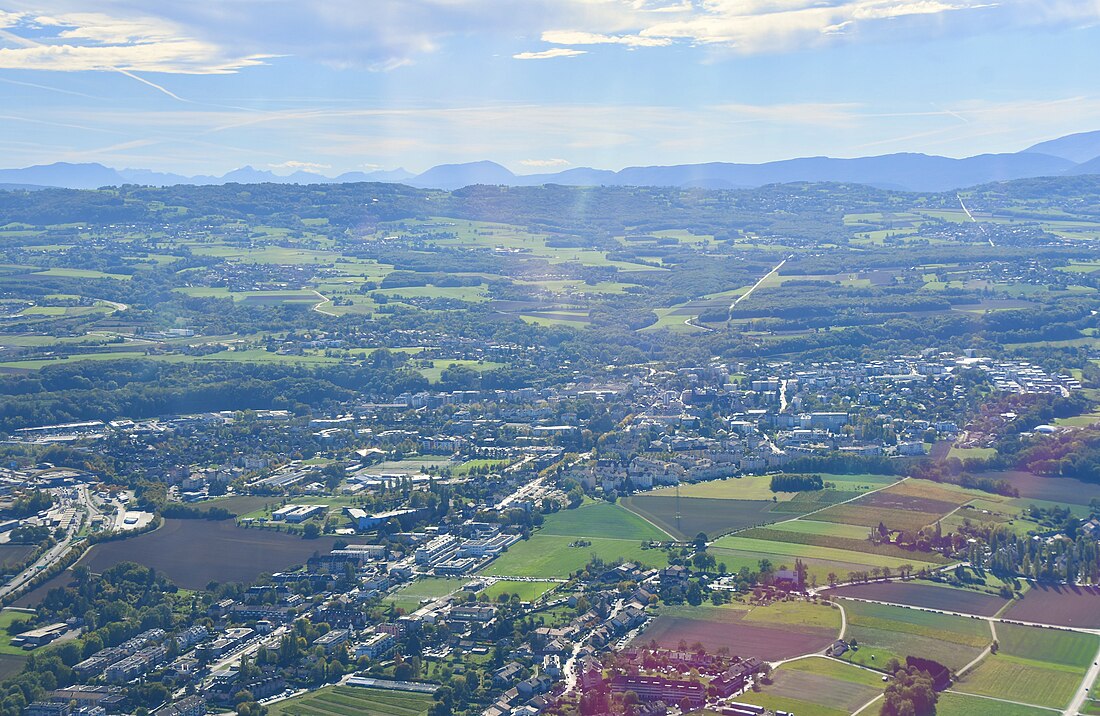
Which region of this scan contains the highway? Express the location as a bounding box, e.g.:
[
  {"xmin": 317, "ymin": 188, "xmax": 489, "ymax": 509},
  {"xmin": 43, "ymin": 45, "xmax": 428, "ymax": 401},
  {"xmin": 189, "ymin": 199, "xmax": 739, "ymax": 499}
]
[{"xmin": 0, "ymin": 486, "xmax": 96, "ymax": 600}]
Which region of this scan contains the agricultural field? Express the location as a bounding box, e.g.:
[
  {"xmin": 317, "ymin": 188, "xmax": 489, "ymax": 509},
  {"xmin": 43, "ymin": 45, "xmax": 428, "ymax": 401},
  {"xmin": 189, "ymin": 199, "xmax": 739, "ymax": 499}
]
[
  {"xmin": 737, "ymin": 526, "xmax": 951, "ymax": 566},
  {"xmin": 1003, "ymin": 583, "xmax": 1100, "ymax": 628},
  {"xmin": 977, "ymin": 471, "xmax": 1100, "ymax": 506},
  {"xmin": 994, "ymin": 622, "xmax": 1099, "ymax": 669},
  {"xmin": 736, "ymin": 656, "xmax": 883, "ymax": 716},
  {"xmin": 0, "ymin": 544, "xmax": 35, "ymax": 571},
  {"xmin": 636, "ymin": 602, "xmax": 839, "ymax": 661},
  {"xmin": 836, "ymin": 600, "xmax": 992, "ymax": 672},
  {"xmin": 620, "ymin": 496, "xmax": 782, "ymax": 541},
  {"xmin": 480, "ymin": 534, "xmax": 669, "ymax": 579},
  {"xmin": 479, "ymin": 580, "xmax": 557, "ymax": 603},
  {"xmin": 385, "ymin": 578, "xmax": 468, "ymax": 612},
  {"xmin": 647, "ymin": 474, "xmax": 794, "ymax": 501},
  {"xmin": 953, "ymin": 655, "xmax": 1084, "ymax": 710},
  {"xmin": 824, "ymin": 581, "xmax": 1010, "ymax": 616},
  {"xmin": 711, "ymin": 536, "xmax": 938, "ymax": 572},
  {"xmin": 936, "ymin": 692, "xmax": 1051, "ymax": 716},
  {"xmin": 268, "ymin": 685, "xmax": 433, "ymax": 716},
  {"xmin": 77, "ymin": 519, "xmax": 344, "ymax": 589},
  {"xmin": 538, "ymin": 502, "xmax": 669, "ymax": 541},
  {"xmin": 809, "ymin": 479, "xmax": 972, "ymax": 533}
]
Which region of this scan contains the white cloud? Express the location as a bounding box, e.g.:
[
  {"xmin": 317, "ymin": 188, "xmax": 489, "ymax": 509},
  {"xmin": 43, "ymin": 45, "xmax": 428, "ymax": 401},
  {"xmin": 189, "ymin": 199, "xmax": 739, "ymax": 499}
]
[
  {"xmin": 519, "ymin": 158, "xmax": 572, "ymax": 168},
  {"xmin": 269, "ymin": 160, "xmax": 332, "ymax": 173},
  {"xmin": 541, "ymin": 30, "xmax": 671, "ymax": 46},
  {"xmin": 513, "ymin": 48, "xmax": 587, "ymax": 59},
  {"xmin": 0, "ymin": 10, "xmax": 272, "ymax": 73}
]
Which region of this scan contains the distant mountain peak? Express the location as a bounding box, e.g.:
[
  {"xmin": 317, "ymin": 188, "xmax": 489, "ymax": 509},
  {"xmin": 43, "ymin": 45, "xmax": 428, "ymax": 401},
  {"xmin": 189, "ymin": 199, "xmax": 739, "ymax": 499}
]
[{"xmin": 1, "ymin": 129, "xmax": 1098, "ymax": 192}]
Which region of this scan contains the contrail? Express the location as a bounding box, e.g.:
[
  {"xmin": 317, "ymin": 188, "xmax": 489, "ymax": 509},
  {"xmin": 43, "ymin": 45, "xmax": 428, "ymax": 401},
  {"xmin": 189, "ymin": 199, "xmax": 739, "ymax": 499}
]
[
  {"xmin": 0, "ymin": 24, "xmax": 191, "ymax": 103},
  {"xmin": 112, "ymin": 68, "xmax": 191, "ymax": 103}
]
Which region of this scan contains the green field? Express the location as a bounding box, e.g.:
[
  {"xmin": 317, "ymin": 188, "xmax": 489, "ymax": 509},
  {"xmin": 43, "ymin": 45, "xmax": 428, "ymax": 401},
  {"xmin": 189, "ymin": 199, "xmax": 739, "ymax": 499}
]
[
  {"xmin": 479, "ymin": 580, "xmax": 557, "ymax": 602},
  {"xmin": 731, "ymin": 691, "xmax": 848, "ymax": 716},
  {"xmin": 838, "ymin": 601, "xmax": 991, "ymax": 672},
  {"xmin": 994, "ymin": 622, "xmax": 1099, "ymax": 669},
  {"xmin": 538, "ymin": 502, "xmax": 669, "ymax": 541},
  {"xmin": 767, "ymin": 519, "xmax": 874, "ymax": 540},
  {"xmin": 0, "ymin": 609, "xmax": 35, "ymax": 656},
  {"xmin": 711, "ymin": 535, "xmax": 937, "ymax": 570},
  {"xmin": 937, "ymin": 692, "xmax": 1052, "ymax": 716},
  {"xmin": 384, "ymin": 578, "xmax": 467, "ymax": 612},
  {"xmin": 481, "ymin": 534, "xmax": 669, "ymax": 578},
  {"xmin": 948, "ymin": 446, "xmax": 998, "ymax": 460},
  {"xmin": 269, "ymin": 685, "xmax": 433, "ymax": 716},
  {"xmin": 954, "ymin": 655, "xmax": 1083, "ymax": 709}
]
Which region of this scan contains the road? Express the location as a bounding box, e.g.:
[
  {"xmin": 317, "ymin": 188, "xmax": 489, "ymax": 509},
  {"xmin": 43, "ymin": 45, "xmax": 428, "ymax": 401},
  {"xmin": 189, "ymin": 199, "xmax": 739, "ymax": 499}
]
[
  {"xmin": 311, "ymin": 290, "xmax": 338, "ymax": 317},
  {"xmin": 0, "ymin": 486, "xmax": 102, "ymax": 600},
  {"xmin": 727, "ymin": 256, "xmax": 789, "ymax": 318},
  {"xmin": 1064, "ymin": 637, "xmax": 1100, "ymax": 715},
  {"xmin": 681, "ymin": 255, "xmax": 789, "ymax": 331},
  {"xmin": 823, "ymin": 591, "xmax": 1100, "ymax": 714},
  {"xmin": 958, "ymin": 193, "xmax": 994, "ymax": 247}
]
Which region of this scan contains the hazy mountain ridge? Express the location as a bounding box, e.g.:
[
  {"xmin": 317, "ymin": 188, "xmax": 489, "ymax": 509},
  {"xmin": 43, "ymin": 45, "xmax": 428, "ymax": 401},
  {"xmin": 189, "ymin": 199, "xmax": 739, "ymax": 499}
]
[{"xmin": 4, "ymin": 131, "xmax": 1100, "ymax": 192}]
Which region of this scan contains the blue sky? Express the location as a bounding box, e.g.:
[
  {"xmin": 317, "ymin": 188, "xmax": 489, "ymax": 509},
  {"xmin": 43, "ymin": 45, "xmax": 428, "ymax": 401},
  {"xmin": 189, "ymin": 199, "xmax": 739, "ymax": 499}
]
[{"xmin": 2, "ymin": 0, "xmax": 1100, "ymax": 175}]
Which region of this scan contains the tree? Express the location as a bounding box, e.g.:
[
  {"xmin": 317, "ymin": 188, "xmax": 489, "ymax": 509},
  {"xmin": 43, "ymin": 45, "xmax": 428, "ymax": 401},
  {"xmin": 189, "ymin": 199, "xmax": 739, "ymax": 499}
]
[
  {"xmin": 302, "ymin": 522, "xmax": 321, "ymax": 539},
  {"xmin": 880, "ymin": 665, "xmax": 937, "ymax": 716}
]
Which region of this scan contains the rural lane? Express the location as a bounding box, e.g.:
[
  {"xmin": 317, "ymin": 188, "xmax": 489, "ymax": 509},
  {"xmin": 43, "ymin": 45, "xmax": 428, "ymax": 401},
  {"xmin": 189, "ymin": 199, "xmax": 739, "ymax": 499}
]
[{"xmin": 1064, "ymin": 638, "xmax": 1100, "ymax": 716}]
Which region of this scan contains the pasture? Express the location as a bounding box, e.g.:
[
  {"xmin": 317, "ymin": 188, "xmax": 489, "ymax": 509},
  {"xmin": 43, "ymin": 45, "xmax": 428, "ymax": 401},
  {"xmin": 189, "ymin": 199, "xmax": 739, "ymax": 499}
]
[
  {"xmin": 538, "ymin": 502, "xmax": 669, "ymax": 541},
  {"xmin": 954, "ymin": 655, "xmax": 1083, "ymax": 709},
  {"xmin": 479, "ymin": 580, "xmax": 556, "ymax": 603},
  {"xmin": 936, "ymin": 692, "xmax": 1051, "ymax": 716},
  {"xmin": 837, "ymin": 600, "xmax": 991, "ymax": 671},
  {"xmin": 480, "ymin": 534, "xmax": 669, "ymax": 579},
  {"xmin": 993, "ymin": 622, "xmax": 1099, "ymax": 669},
  {"xmin": 0, "ymin": 609, "xmax": 34, "ymax": 656},
  {"xmin": 269, "ymin": 685, "xmax": 432, "ymax": 716}
]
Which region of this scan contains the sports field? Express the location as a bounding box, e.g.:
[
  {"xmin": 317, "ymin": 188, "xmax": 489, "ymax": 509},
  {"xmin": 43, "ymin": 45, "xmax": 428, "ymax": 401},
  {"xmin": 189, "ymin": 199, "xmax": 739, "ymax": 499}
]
[{"xmin": 385, "ymin": 578, "xmax": 467, "ymax": 612}]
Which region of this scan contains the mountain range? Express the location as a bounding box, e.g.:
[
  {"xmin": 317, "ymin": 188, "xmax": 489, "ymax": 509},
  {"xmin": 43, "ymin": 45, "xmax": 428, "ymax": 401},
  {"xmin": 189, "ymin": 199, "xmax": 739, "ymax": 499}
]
[{"xmin": 4, "ymin": 130, "xmax": 1100, "ymax": 193}]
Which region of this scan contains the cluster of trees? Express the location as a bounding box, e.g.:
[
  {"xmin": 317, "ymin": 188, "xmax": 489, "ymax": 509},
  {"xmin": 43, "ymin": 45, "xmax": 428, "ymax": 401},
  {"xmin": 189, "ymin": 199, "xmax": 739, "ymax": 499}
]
[
  {"xmin": 879, "ymin": 664, "xmax": 939, "ymax": 716},
  {"xmin": 970, "ymin": 523, "xmax": 1100, "ymax": 583},
  {"xmin": 770, "ymin": 473, "xmax": 824, "ymax": 492}
]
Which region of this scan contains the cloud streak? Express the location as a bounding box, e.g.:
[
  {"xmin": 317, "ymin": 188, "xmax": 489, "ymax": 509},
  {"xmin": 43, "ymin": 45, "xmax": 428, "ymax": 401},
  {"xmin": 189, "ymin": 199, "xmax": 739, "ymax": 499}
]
[
  {"xmin": 513, "ymin": 48, "xmax": 587, "ymax": 60},
  {"xmin": 0, "ymin": 10, "xmax": 272, "ymax": 74}
]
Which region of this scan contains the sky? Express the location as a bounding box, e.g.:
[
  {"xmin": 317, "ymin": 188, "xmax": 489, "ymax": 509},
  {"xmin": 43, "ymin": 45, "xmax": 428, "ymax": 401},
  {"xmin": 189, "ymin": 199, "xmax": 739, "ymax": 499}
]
[{"xmin": 2, "ymin": 0, "xmax": 1100, "ymax": 176}]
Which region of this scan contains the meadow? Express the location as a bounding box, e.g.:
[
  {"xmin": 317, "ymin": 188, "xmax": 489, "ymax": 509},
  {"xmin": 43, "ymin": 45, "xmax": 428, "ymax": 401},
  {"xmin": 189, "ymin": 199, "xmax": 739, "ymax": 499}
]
[
  {"xmin": 537, "ymin": 502, "xmax": 669, "ymax": 541},
  {"xmin": 837, "ymin": 600, "xmax": 992, "ymax": 672},
  {"xmin": 385, "ymin": 578, "xmax": 468, "ymax": 612},
  {"xmin": 269, "ymin": 685, "xmax": 433, "ymax": 716},
  {"xmin": 479, "ymin": 580, "xmax": 557, "ymax": 603},
  {"xmin": 480, "ymin": 534, "xmax": 669, "ymax": 579}
]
